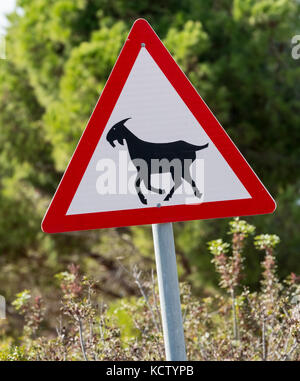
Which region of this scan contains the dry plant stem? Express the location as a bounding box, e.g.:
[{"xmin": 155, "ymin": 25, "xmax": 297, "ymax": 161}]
[
  {"xmin": 283, "ymin": 340, "xmax": 298, "ymax": 361},
  {"xmin": 151, "ymin": 269, "xmax": 162, "ymax": 331},
  {"xmin": 78, "ymin": 318, "xmax": 88, "ymax": 361},
  {"xmin": 133, "ymin": 268, "xmax": 160, "ymax": 333},
  {"xmin": 87, "ymin": 286, "xmax": 93, "ymax": 342},
  {"xmin": 283, "ymin": 329, "xmax": 292, "ymax": 356},
  {"xmin": 262, "ymin": 318, "xmax": 267, "ymax": 361},
  {"xmin": 99, "ymin": 303, "xmax": 105, "ymax": 344},
  {"xmin": 138, "ymin": 268, "xmax": 163, "ymax": 360},
  {"xmin": 231, "ymin": 289, "xmax": 239, "ymax": 340},
  {"xmin": 183, "ymin": 304, "xmax": 188, "ymax": 324},
  {"xmin": 119, "ymin": 263, "xmax": 161, "ymax": 333},
  {"xmin": 56, "ymin": 317, "xmax": 67, "ymax": 361}
]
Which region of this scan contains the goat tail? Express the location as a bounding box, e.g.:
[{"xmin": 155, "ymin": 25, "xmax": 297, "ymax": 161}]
[{"xmin": 195, "ymin": 142, "xmax": 209, "ymax": 151}]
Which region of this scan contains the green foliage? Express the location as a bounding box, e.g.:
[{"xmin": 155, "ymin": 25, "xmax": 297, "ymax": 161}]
[
  {"xmin": 164, "ymin": 20, "xmax": 210, "ymax": 67},
  {"xmin": 11, "ymin": 290, "xmax": 44, "ymax": 338},
  {"xmin": 11, "ymin": 290, "xmax": 31, "ymax": 312},
  {"xmin": 108, "ymin": 298, "xmax": 142, "ymax": 344},
  {"xmin": 208, "ymin": 239, "xmax": 230, "ymax": 256},
  {"xmin": 254, "ymin": 234, "xmax": 280, "ymax": 250},
  {"xmin": 0, "ymin": 344, "xmax": 27, "ymax": 361},
  {"xmin": 228, "ymin": 218, "xmax": 256, "ymax": 237},
  {"xmin": 44, "ymin": 21, "xmax": 128, "ymax": 169}
]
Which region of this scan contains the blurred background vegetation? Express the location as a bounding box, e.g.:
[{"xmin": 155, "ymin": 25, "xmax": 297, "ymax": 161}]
[{"xmin": 0, "ymin": 0, "xmax": 299, "ymax": 338}]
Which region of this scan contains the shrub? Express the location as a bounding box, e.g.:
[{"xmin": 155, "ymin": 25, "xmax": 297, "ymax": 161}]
[{"xmin": 2, "ymin": 219, "xmax": 299, "ymax": 361}]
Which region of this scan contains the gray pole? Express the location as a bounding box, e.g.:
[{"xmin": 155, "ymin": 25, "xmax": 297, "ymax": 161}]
[{"xmin": 152, "ymin": 222, "xmax": 187, "ymax": 361}]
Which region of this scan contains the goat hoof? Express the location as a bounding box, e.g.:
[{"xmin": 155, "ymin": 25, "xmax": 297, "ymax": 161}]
[
  {"xmin": 194, "ymin": 191, "xmax": 202, "ymax": 199},
  {"xmin": 138, "ymin": 194, "xmax": 147, "ymax": 205}
]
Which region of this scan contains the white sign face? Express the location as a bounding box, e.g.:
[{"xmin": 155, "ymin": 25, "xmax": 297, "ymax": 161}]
[
  {"xmin": 67, "ymin": 47, "xmax": 250, "ymax": 215},
  {"xmin": 42, "ymin": 19, "xmax": 275, "ymax": 233}
]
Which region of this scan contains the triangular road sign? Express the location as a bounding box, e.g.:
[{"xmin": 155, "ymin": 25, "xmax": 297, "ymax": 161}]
[{"xmin": 42, "ymin": 19, "xmax": 276, "ymax": 233}]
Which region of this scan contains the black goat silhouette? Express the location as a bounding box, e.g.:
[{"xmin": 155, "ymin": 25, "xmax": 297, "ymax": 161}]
[{"xmin": 106, "ymin": 118, "xmax": 209, "ymax": 205}]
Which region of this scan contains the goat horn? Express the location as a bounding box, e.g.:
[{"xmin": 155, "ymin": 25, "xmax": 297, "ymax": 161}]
[{"xmin": 119, "ymin": 117, "xmax": 131, "ymax": 125}]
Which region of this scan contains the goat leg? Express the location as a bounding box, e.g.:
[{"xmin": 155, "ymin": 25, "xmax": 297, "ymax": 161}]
[{"xmin": 135, "ymin": 175, "xmax": 147, "ymax": 205}]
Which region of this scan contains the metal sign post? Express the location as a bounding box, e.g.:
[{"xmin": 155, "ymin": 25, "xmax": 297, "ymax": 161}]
[{"xmin": 152, "ymin": 223, "xmax": 186, "ymax": 361}]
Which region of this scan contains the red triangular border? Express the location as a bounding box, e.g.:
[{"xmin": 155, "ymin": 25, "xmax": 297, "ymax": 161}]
[{"xmin": 42, "ymin": 19, "xmax": 276, "ymax": 233}]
